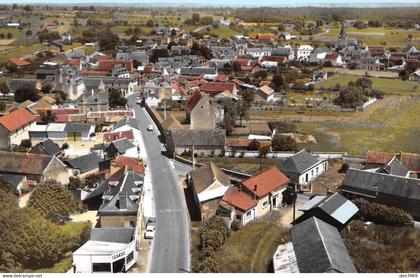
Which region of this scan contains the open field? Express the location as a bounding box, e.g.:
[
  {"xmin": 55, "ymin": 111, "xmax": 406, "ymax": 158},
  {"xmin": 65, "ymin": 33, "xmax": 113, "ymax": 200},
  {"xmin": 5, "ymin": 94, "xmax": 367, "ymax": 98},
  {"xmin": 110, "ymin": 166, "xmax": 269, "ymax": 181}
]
[
  {"xmin": 322, "ymin": 27, "xmax": 420, "ymax": 47},
  {"xmin": 297, "ymin": 95, "xmax": 420, "ymax": 155},
  {"xmin": 315, "ymin": 74, "xmax": 420, "ymax": 95},
  {"xmin": 215, "ymin": 221, "xmax": 288, "ymax": 272}
]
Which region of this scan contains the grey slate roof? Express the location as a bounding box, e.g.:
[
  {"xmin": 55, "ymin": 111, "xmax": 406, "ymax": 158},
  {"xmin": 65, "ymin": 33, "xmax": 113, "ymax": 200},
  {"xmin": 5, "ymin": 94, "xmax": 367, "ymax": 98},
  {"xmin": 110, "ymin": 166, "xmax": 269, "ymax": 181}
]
[
  {"xmin": 277, "ymin": 150, "xmax": 322, "ymax": 174},
  {"xmin": 9, "ymin": 79, "xmax": 37, "ymax": 93},
  {"xmin": 300, "ymin": 193, "xmax": 359, "ymax": 225},
  {"xmin": 291, "ymin": 217, "xmax": 357, "ymax": 273},
  {"xmin": 168, "ymin": 129, "xmax": 226, "ymax": 148},
  {"xmin": 64, "ymin": 122, "xmax": 93, "ymax": 133},
  {"xmin": 376, "ymin": 157, "xmax": 409, "ymax": 177},
  {"xmin": 341, "ymin": 168, "xmax": 420, "ymax": 200},
  {"xmin": 29, "ymin": 139, "xmax": 61, "ymax": 156},
  {"xmin": 66, "ymin": 153, "xmax": 103, "ymax": 173},
  {"xmin": 90, "ymin": 228, "xmax": 135, "ymax": 244},
  {"xmin": 98, "ymin": 170, "xmax": 143, "ymax": 215},
  {"xmin": 113, "ymin": 118, "xmax": 139, "ymax": 131},
  {"xmin": 180, "ymin": 67, "xmax": 217, "ymax": 76},
  {"xmin": 108, "ymin": 138, "xmax": 136, "ymax": 154},
  {"xmin": 0, "ymin": 173, "xmax": 25, "ymax": 190}
]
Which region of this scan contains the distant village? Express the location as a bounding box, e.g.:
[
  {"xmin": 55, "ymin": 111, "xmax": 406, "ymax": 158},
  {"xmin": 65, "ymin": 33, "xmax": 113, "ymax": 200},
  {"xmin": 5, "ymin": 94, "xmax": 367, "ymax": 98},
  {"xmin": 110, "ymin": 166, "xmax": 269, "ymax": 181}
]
[{"xmin": 0, "ymin": 4, "xmax": 419, "ymax": 274}]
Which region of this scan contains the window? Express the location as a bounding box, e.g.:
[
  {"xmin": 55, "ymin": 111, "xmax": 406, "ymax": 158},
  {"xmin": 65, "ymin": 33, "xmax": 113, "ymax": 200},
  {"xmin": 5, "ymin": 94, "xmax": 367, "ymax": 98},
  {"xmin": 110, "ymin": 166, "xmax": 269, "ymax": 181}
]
[
  {"xmin": 92, "ymin": 263, "xmax": 111, "ymax": 272},
  {"xmin": 236, "ymin": 214, "xmax": 242, "ymax": 220},
  {"xmin": 262, "ymin": 201, "xmax": 268, "ymax": 208},
  {"xmin": 246, "ymin": 211, "xmax": 252, "ymax": 218},
  {"xmin": 316, "ymin": 167, "xmax": 319, "ymax": 174},
  {"xmin": 126, "ymin": 251, "xmax": 134, "ymax": 263}
]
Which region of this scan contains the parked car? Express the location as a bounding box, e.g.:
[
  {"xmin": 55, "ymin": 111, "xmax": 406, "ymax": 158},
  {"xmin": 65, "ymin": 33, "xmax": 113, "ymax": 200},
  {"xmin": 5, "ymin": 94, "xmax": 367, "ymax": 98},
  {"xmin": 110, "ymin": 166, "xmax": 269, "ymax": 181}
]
[
  {"xmin": 144, "ymin": 221, "xmax": 156, "ymax": 239},
  {"xmin": 147, "ymin": 125, "xmax": 154, "ymax": 131}
]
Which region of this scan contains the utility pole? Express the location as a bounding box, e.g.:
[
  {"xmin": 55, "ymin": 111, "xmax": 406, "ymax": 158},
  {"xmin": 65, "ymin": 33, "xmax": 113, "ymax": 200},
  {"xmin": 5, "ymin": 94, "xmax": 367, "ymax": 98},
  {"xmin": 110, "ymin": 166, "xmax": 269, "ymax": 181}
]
[
  {"xmin": 163, "ymin": 99, "xmax": 167, "ymax": 121},
  {"xmin": 192, "ymin": 142, "xmax": 195, "ymax": 170}
]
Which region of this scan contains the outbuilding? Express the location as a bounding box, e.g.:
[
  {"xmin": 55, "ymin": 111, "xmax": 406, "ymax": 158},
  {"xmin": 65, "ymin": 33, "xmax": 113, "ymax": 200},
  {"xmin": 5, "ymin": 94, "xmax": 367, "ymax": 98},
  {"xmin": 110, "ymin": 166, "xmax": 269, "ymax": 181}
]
[{"xmin": 72, "ymin": 228, "xmax": 137, "ymax": 273}]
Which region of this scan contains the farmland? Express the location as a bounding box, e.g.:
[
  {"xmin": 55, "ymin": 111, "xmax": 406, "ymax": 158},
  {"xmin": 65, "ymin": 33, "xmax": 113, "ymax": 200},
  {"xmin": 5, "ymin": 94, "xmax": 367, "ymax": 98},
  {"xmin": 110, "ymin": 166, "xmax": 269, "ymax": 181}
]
[
  {"xmin": 297, "ymin": 95, "xmax": 420, "ymax": 155},
  {"xmin": 315, "ymin": 74, "xmax": 420, "ymax": 95}
]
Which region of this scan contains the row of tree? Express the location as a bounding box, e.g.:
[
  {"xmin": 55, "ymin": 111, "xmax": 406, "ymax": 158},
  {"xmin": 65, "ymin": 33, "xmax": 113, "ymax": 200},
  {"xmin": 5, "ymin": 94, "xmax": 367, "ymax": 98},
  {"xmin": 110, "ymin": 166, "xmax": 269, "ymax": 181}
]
[{"xmin": 0, "ymin": 182, "xmax": 88, "ymax": 271}]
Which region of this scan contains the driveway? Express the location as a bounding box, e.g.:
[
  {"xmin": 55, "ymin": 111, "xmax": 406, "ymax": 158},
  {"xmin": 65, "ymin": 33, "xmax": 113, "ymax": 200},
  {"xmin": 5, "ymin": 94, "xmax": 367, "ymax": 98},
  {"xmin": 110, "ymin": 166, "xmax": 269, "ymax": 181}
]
[{"xmin": 127, "ymin": 95, "xmax": 190, "ymax": 273}]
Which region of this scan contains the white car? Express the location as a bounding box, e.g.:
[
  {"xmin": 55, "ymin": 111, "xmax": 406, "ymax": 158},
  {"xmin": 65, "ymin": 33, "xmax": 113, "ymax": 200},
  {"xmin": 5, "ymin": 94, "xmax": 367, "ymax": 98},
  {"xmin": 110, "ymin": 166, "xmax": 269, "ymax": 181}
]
[
  {"xmin": 136, "ymin": 97, "xmax": 142, "ymax": 104},
  {"xmin": 147, "ymin": 125, "xmax": 154, "ymax": 131},
  {"xmin": 144, "ymin": 222, "xmax": 155, "ymax": 239}
]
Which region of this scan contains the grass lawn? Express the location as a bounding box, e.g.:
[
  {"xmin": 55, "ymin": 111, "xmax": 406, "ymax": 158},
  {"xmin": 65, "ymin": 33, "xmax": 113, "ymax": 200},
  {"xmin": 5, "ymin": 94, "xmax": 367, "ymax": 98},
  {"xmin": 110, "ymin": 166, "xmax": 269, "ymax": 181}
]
[
  {"xmin": 23, "ymin": 222, "xmax": 90, "ymax": 273},
  {"xmin": 315, "ymin": 74, "xmax": 420, "ymax": 95},
  {"xmin": 215, "ymin": 221, "xmax": 289, "ymax": 272},
  {"xmin": 0, "ymin": 43, "xmax": 43, "ymax": 62},
  {"xmin": 200, "ymin": 25, "xmax": 239, "ymax": 39},
  {"xmin": 297, "ymin": 96, "xmax": 420, "ymax": 155}
]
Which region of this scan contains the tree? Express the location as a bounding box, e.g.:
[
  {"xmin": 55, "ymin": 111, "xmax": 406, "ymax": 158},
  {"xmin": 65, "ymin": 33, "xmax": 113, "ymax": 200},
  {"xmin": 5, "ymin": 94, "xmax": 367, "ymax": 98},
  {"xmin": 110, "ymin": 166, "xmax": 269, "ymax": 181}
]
[
  {"xmin": 248, "ymin": 139, "xmax": 260, "ymax": 151},
  {"xmin": 108, "ymin": 88, "xmax": 127, "ymax": 108},
  {"xmin": 268, "ymin": 121, "xmax": 297, "ymax": 133},
  {"xmin": 14, "ymin": 84, "xmax": 40, "ymax": 103},
  {"xmin": 192, "ymin": 13, "xmax": 200, "ymax": 25},
  {"xmin": 0, "ymin": 78, "xmax": 10, "ymax": 96},
  {"xmin": 221, "ymin": 114, "xmax": 235, "ymax": 135},
  {"xmin": 272, "ymin": 74, "xmax": 283, "ymax": 91},
  {"xmin": 98, "ymin": 29, "xmax": 119, "ymax": 51},
  {"xmin": 150, "ymin": 48, "xmax": 169, "ymax": 63},
  {"xmin": 333, "ymin": 86, "xmax": 366, "ymax": 108},
  {"xmin": 40, "ymin": 83, "xmax": 52, "ymax": 94},
  {"xmin": 40, "ymin": 110, "xmax": 57, "ymax": 123},
  {"xmin": 355, "ymin": 77, "xmax": 372, "ymax": 89},
  {"xmin": 0, "ymin": 101, "xmax": 6, "ymax": 112},
  {"xmin": 20, "ymin": 139, "xmax": 32, "ymax": 149},
  {"xmin": 52, "ymin": 89, "xmax": 66, "ymax": 104},
  {"xmin": 6, "ymin": 32, "xmax": 12, "ymax": 39},
  {"xmin": 146, "ymin": 19, "xmax": 154, "ymax": 28},
  {"xmin": 241, "ymin": 90, "xmax": 255, "ymax": 107},
  {"xmin": 222, "ymin": 63, "xmax": 233, "ymax": 75},
  {"xmin": 25, "ymin": 29, "xmax": 32, "ymax": 45},
  {"xmin": 0, "ymin": 185, "xmax": 88, "ymax": 271},
  {"xmin": 272, "ymin": 135, "xmax": 297, "ymax": 151},
  {"xmin": 28, "ymin": 180, "xmax": 83, "ymax": 223}
]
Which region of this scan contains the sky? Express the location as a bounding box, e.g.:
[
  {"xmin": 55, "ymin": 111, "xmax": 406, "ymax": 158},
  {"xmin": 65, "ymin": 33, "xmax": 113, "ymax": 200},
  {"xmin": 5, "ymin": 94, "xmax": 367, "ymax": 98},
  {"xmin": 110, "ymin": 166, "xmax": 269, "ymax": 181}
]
[{"xmin": 3, "ymin": 0, "xmax": 420, "ymax": 7}]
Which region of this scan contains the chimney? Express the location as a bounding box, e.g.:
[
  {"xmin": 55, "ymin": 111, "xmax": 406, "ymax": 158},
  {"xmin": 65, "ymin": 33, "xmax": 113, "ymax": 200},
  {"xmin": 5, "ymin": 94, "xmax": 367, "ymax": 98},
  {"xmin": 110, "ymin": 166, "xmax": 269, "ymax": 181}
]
[{"xmin": 254, "ymin": 185, "xmax": 257, "ymax": 192}]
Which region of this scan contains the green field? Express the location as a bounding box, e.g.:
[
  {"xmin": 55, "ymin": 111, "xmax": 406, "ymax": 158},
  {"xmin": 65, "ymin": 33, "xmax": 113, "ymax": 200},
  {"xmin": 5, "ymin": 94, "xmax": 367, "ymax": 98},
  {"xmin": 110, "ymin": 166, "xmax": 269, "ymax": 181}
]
[
  {"xmin": 324, "ymin": 27, "xmax": 419, "ymax": 47},
  {"xmin": 297, "ymin": 96, "xmax": 420, "ymax": 155},
  {"xmin": 315, "ymin": 74, "xmax": 420, "ymax": 95}
]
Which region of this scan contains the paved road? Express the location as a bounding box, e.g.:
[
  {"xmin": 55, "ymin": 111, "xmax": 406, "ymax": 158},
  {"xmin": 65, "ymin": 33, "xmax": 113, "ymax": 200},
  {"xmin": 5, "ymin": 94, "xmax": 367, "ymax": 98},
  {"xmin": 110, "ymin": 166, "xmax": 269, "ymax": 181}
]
[{"xmin": 127, "ymin": 95, "xmax": 190, "ymax": 273}]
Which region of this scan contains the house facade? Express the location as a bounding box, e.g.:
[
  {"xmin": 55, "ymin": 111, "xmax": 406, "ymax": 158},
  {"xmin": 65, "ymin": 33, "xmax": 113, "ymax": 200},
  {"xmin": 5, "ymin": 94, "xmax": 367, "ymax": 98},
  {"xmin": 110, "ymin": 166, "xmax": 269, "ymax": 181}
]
[{"xmin": 277, "ymin": 150, "xmax": 328, "ymax": 189}]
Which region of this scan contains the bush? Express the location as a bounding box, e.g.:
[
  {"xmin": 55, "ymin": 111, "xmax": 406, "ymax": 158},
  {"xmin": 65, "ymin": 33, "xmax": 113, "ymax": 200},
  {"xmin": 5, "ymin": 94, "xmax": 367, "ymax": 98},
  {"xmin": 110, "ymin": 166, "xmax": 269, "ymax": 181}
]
[
  {"xmin": 338, "ymin": 163, "xmax": 349, "ymax": 173},
  {"xmin": 272, "ymin": 135, "xmax": 297, "ymax": 152},
  {"xmin": 353, "ymin": 198, "xmax": 413, "ymax": 227}
]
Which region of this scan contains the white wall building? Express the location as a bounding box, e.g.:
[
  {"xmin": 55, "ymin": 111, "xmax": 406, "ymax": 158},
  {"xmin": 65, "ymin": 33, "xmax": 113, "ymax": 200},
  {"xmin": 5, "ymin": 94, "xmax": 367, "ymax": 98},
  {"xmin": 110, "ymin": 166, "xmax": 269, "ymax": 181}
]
[{"xmin": 297, "ymin": 45, "xmax": 314, "ymax": 62}]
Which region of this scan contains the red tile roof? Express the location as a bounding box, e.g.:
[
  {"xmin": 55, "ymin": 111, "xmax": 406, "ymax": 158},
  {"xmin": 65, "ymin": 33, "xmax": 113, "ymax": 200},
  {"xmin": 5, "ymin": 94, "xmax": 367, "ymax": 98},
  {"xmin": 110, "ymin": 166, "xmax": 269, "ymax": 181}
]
[
  {"xmin": 200, "ymin": 82, "xmax": 235, "ymax": 95},
  {"xmin": 222, "ymin": 186, "xmax": 257, "ymax": 212},
  {"xmin": 98, "ymin": 60, "xmax": 133, "ymax": 72},
  {"xmin": 227, "ymin": 138, "xmax": 251, "ymax": 148},
  {"xmin": 67, "ymin": 59, "xmax": 80, "ymax": 65},
  {"xmin": 187, "ymin": 79, "xmax": 203, "ymax": 88},
  {"xmin": 95, "ymin": 54, "xmax": 112, "ymax": 61},
  {"xmin": 104, "ymin": 130, "xmax": 134, "ymax": 142},
  {"xmin": 261, "ymin": 56, "xmax": 287, "ymax": 63},
  {"xmin": 242, "ymin": 167, "xmax": 289, "ymax": 198},
  {"xmin": 115, "ymin": 156, "xmax": 145, "ymax": 174},
  {"xmin": 0, "ymin": 108, "xmax": 36, "ymax": 132},
  {"xmin": 234, "ymin": 59, "xmax": 250, "ymax": 66},
  {"xmin": 215, "ymin": 75, "xmax": 229, "ymax": 82},
  {"xmin": 366, "ymin": 151, "xmax": 394, "ymax": 165},
  {"xmin": 172, "ymin": 81, "xmax": 188, "ymax": 95},
  {"xmin": 82, "ymin": 70, "xmax": 111, "ymax": 77},
  {"xmin": 325, "ymin": 53, "xmax": 339, "ymax": 60},
  {"xmin": 10, "ymin": 59, "xmax": 31, "ymax": 67},
  {"xmin": 185, "ymin": 91, "xmax": 203, "ymax": 116}
]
